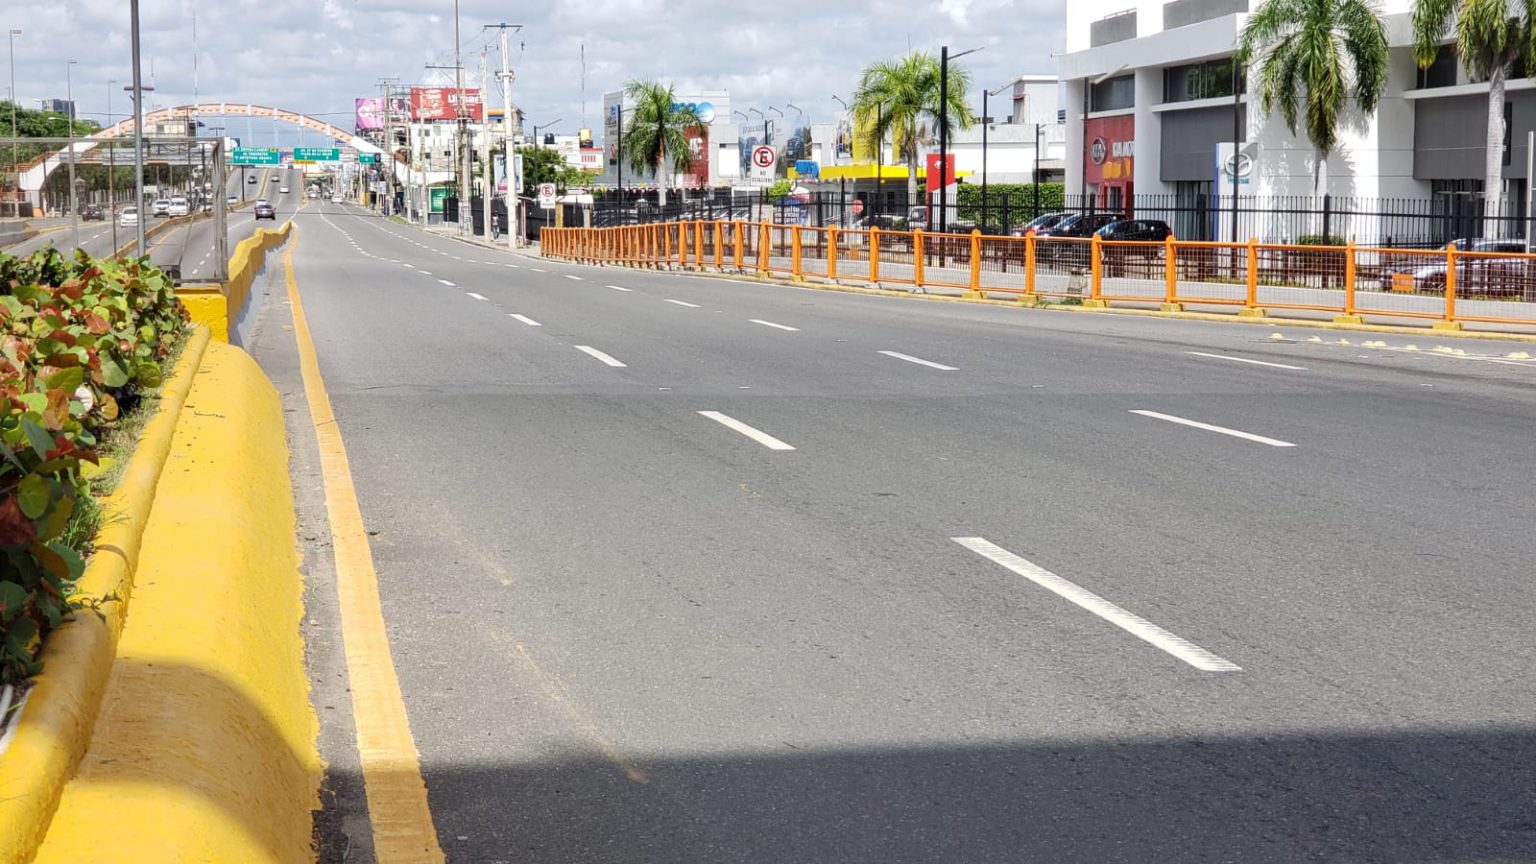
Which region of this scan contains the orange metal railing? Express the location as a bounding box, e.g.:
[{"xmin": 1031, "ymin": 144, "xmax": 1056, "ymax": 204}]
[{"xmin": 538, "ymin": 222, "xmax": 1536, "ymax": 331}]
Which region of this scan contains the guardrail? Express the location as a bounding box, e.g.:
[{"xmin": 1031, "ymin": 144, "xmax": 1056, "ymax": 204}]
[{"xmin": 541, "ymin": 221, "xmax": 1536, "ymax": 332}]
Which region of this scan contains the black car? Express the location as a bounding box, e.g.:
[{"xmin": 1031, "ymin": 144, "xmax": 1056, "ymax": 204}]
[
  {"xmin": 1035, "ymin": 213, "xmax": 1125, "ymax": 266},
  {"xmin": 1010, "ymin": 211, "xmax": 1073, "ymax": 237},
  {"xmin": 1096, "ymin": 219, "xmax": 1174, "ymax": 276},
  {"xmin": 1096, "ymin": 219, "xmax": 1173, "ymax": 243},
  {"xmin": 80, "ymin": 204, "xmax": 105, "ymax": 221},
  {"xmin": 254, "ymin": 203, "xmax": 276, "ymax": 220}
]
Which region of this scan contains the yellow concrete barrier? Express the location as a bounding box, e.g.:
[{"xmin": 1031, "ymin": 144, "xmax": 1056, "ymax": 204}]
[
  {"xmin": 0, "ymin": 326, "xmax": 210, "ymax": 864},
  {"xmin": 177, "ymin": 219, "xmax": 293, "ymax": 343},
  {"xmin": 32, "ymin": 341, "xmax": 319, "ymax": 863}
]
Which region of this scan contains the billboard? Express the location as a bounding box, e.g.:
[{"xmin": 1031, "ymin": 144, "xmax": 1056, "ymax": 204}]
[
  {"xmin": 411, "ymin": 87, "xmax": 483, "ymax": 122},
  {"xmin": 355, "ymin": 97, "xmax": 409, "ymax": 131}
]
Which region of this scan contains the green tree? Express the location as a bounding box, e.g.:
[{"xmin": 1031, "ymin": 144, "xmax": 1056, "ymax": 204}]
[
  {"xmin": 851, "ymin": 52, "xmax": 976, "ymax": 203},
  {"xmin": 3, "ymin": 100, "xmax": 101, "ymax": 191},
  {"xmin": 1235, "ymin": 0, "xmax": 1388, "ymax": 191},
  {"xmin": 516, "ymin": 145, "xmax": 589, "ymax": 192},
  {"xmin": 618, "ymin": 80, "xmax": 701, "ymax": 208},
  {"xmin": 1413, "ymin": 0, "xmax": 1536, "ymax": 216}
]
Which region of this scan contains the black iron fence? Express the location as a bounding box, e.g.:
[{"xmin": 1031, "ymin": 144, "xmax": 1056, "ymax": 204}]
[{"xmin": 563, "ymin": 188, "xmax": 1536, "ymax": 249}]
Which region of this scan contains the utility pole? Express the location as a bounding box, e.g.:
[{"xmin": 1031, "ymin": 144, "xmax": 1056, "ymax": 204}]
[
  {"xmin": 454, "ymin": 0, "xmax": 471, "ymax": 236},
  {"xmin": 479, "ymin": 47, "xmax": 491, "ymax": 240},
  {"xmin": 487, "ymin": 23, "xmax": 522, "ymax": 248},
  {"xmin": 379, "ymin": 76, "xmax": 398, "ymax": 215},
  {"xmin": 65, "ymin": 59, "xmax": 78, "ymax": 247},
  {"xmin": 107, "ymin": 79, "xmax": 117, "ymax": 249}
]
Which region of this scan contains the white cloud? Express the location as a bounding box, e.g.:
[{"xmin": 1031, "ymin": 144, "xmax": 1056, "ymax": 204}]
[{"xmin": 6, "ymin": 0, "xmax": 1066, "ymax": 138}]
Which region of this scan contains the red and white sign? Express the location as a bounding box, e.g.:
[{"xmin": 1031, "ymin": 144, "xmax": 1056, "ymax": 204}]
[
  {"xmin": 1083, "ymin": 114, "xmax": 1134, "ymax": 185},
  {"xmin": 410, "ymin": 87, "xmax": 484, "ymax": 122},
  {"xmin": 752, "ymin": 146, "xmax": 776, "ymax": 169},
  {"xmin": 925, "ymin": 153, "xmax": 956, "ymax": 191}
]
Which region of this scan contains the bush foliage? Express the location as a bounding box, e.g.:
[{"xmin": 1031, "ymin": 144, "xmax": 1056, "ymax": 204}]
[{"xmin": 0, "ymin": 247, "xmax": 187, "ymax": 684}]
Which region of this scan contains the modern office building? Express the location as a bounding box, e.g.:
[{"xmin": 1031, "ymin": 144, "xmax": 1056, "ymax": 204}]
[
  {"xmin": 40, "ymin": 98, "xmax": 75, "ymax": 120},
  {"xmin": 1058, "ymin": 0, "xmax": 1535, "ymax": 219}
]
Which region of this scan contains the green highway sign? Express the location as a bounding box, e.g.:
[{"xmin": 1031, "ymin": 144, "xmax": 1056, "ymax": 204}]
[
  {"xmin": 294, "ymin": 147, "xmax": 340, "ymax": 162},
  {"xmin": 357, "ymin": 153, "xmax": 378, "ymax": 164},
  {"xmin": 230, "ymin": 148, "xmax": 281, "ymax": 165}
]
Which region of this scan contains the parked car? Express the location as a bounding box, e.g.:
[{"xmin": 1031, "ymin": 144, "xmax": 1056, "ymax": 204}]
[
  {"xmin": 1035, "ymin": 212, "xmax": 1125, "ymax": 266},
  {"xmin": 167, "ymin": 197, "xmax": 190, "ymax": 217},
  {"xmin": 118, "ymin": 206, "xmax": 139, "ymax": 227},
  {"xmin": 254, "ymin": 202, "xmax": 276, "ymax": 220},
  {"xmin": 1009, "ymin": 212, "xmax": 1074, "ymax": 237},
  {"xmin": 1377, "ymin": 238, "xmax": 1535, "ymax": 299},
  {"xmin": 1096, "ymin": 219, "xmax": 1174, "ymax": 243},
  {"xmin": 80, "ymin": 203, "xmax": 105, "ymax": 221},
  {"xmin": 1096, "ymin": 219, "xmax": 1174, "ymax": 276}
]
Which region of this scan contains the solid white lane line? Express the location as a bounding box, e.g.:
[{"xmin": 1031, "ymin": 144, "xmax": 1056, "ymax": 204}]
[
  {"xmin": 509, "ymin": 314, "xmax": 541, "ymax": 326},
  {"xmin": 564, "ymin": 274, "xmax": 583, "ymax": 281},
  {"xmin": 608, "ymin": 285, "xmax": 632, "ymax": 292},
  {"xmin": 575, "ymin": 345, "xmax": 627, "ymax": 368},
  {"xmin": 951, "ymin": 537, "xmax": 1242, "ymax": 672},
  {"xmin": 879, "ymin": 350, "xmax": 957, "ymax": 371},
  {"xmin": 438, "ymin": 279, "xmax": 456, "ymax": 287},
  {"xmin": 467, "ymin": 292, "xmax": 488, "ymax": 301},
  {"xmin": 1187, "ymin": 351, "xmax": 1305, "ymax": 371},
  {"xmin": 750, "ymin": 319, "xmax": 800, "ymax": 332},
  {"xmin": 664, "ymin": 299, "xmax": 702, "ymax": 308},
  {"xmin": 1130, "ymin": 410, "xmax": 1296, "ymax": 448},
  {"xmin": 697, "ymin": 411, "xmax": 796, "ymax": 451}
]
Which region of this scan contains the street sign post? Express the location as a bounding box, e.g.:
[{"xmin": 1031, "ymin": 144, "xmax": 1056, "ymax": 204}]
[
  {"xmin": 752, "ymin": 146, "xmax": 776, "ymax": 170},
  {"xmin": 537, "ymin": 182, "xmax": 557, "ymax": 209}
]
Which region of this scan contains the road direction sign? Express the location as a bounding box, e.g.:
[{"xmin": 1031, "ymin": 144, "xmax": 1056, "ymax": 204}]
[
  {"xmin": 752, "ymin": 146, "xmax": 776, "ymax": 169},
  {"xmin": 231, "ymin": 148, "xmax": 281, "ymax": 166},
  {"xmin": 537, "ymin": 182, "xmax": 557, "ymax": 209},
  {"xmin": 294, "ymin": 147, "xmax": 340, "ymax": 162},
  {"xmin": 357, "ymin": 153, "xmax": 379, "ymax": 164}
]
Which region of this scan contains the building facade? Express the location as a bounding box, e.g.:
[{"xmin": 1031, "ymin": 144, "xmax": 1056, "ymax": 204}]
[
  {"xmin": 597, "ymin": 89, "xmax": 739, "ymax": 188},
  {"xmin": 1058, "ymin": 0, "xmax": 1534, "ymax": 225}
]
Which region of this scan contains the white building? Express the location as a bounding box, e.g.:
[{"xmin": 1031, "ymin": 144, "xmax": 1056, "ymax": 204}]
[
  {"xmin": 1058, "ymin": 0, "xmax": 1533, "ymax": 239},
  {"xmin": 947, "ymin": 75, "xmax": 1067, "ymax": 185},
  {"xmin": 597, "ymin": 89, "xmax": 740, "ymax": 188}
]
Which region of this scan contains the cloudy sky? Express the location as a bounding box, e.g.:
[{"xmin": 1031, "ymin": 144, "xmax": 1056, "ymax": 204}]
[{"xmin": 5, "ymin": 0, "xmax": 1065, "ymax": 144}]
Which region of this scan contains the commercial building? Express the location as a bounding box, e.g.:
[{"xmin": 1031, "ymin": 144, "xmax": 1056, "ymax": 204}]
[
  {"xmin": 944, "ymin": 75, "xmax": 1067, "ymax": 185},
  {"xmin": 40, "ymin": 98, "xmax": 75, "ymax": 120},
  {"xmin": 597, "ymin": 89, "xmax": 740, "ymax": 188},
  {"xmin": 1058, "ymin": 0, "xmax": 1536, "ymax": 238}
]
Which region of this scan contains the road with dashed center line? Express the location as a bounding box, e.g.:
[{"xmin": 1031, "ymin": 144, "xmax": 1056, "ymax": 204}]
[{"xmin": 254, "ymin": 204, "xmax": 1536, "ymax": 864}]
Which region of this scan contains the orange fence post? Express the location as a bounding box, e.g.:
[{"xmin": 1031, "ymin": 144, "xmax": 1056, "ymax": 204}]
[
  {"xmin": 1164, "ymin": 235, "xmax": 1179, "ymax": 311},
  {"xmin": 870, "ymin": 225, "xmax": 881, "ymax": 284},
  {"xmin": 913, "ymin": 229, "xmax": 926, "ymax": 288},
  {"xmin": 694, "ymin": 220, "xmax": 705, "ymax": 268},
  {"xmin": 714, "ymin": 220, "xmax": 724, "ymax": 270},
  {"xmin": 758, "ymin": 222, "xmax": 771, "ymax": 274},
  {"xmin": 1088, "ymin": 234, "xmax": 1105, "ymax": 306},
  {"xmin": 828, "ymin": 225, "xmax": 839, "ymax": 281},
  {"xmin": 678, "ymin": 223, "xmax": 688, "ymax": 268},
  {"xmin": 1024, "ymin": 231, "xmax": 1037, "ymax": 299},
  {"xmin": 1241, "ymin": 236, "xmax": 1264, "ymax": 317},
  {"xmin": 791, "ymin": 227, "xmax": 804, "ymax": 280},
  {"xmin": 1335, "ymin": 240, "xmax": 1360, "ymax": 323},
  {"xmin": 1438, "ymin": 242, "xmax": 1463, "ymax": 330},
  {"xmin": 965, "ymin": 229, "xmax": 983, "ymax": 299},
  {"xmin": 734, "ymin": 221, "xmax": 744, "ymax": 270}
]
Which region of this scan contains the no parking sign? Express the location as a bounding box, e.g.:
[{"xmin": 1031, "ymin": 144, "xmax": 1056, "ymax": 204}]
[{"xmin": 752, "ymin": 146, "xmax": 776, "ymax": 170}]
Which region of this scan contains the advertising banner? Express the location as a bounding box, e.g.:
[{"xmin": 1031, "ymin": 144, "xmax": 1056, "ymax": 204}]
[
  {"xmin": 411, "ymin": 87, "xmax": 483, "ymax": 122},
  {"xmin": 1084, "ymin": 115, "xmax": 1135, "ymax": 185},
  {"xmin": 355, "ymin": 97, "xmax": 410, "ymax": 132}
]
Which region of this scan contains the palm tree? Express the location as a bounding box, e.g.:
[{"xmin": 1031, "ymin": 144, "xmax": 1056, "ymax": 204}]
[
  {"xmin": 1235, "ymin": 0, "xmax": 1389, "ymax": 191},
  {"xmin": 1413, "ymin": 0, "xmax": 1536, "ymax": 218},
  {"xmin": 618, "ymin": 80, "xmax": 702, "ymax": 208},
  {"xmin": 851, "ymin": 52, "xmax": 976, "ymax": 203}
]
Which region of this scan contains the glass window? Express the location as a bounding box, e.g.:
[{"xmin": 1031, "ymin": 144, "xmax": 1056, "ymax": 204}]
[
  {"xmin": 1416, "ymin": 45, "xmax": 1458, "ymax": 88},
  {"xmin": 1163, "ymin": 58, "xmax": 1245, "ymax": 103},
  {"xmin": 1090, "ymin": 75, "xmax": 1135, "ymax": 112}
]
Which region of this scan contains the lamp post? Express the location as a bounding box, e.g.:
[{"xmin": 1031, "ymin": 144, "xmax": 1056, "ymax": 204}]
[
  {"xmin": 982, "ymin": 76, "xmax": 1024, "ymax": 231},
  {"xmin": 8, "ymin": 28, "xmax": 19, "ymax": 202},
  {"xmin": 937, "ymin": 45, "xmax": 983, "ymax": 237},
  {"xmin": 107, "ymin": 79, "xmax": 118, "ymax": 249},
  {"xmin": 129, "ymin": 0, "xmax": 147, "ymax": 255},
  {"xmin": 65, "ymin": 59, "xmax": 78, "ymax": 247}
]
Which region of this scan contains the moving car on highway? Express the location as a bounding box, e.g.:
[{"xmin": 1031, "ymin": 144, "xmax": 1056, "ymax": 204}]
[
  {"xmin": 168, "ymin": 197, "xmax": 190, "ymax": 217},
  {"xmin": 118, "ymin": 206, "xmax": 138, "ymax": 227},
  {"xmin": 254, "ymin": 201, "xmax": 277, "ymax": 220},
  {"xmin": 80, "ymin": 203, "xmax": 105, "ymax": 221},
  {"xmin": 151, "ymin": 199, "xmax": 172, "ymax": 217}
]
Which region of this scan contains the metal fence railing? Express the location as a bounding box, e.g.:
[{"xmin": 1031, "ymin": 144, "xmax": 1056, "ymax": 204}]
[{"xmin": 541, "ymin": 220, "xmax": 1536, "ymax": 333}]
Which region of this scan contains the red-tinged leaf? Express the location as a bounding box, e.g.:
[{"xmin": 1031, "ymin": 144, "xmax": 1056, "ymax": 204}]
[
  {"xmin": 42, "ymin": 388, "xmax": 70, "ymax": 429},
  {"xmin": 0, "ymin": 497, "xmax": 38, "ymax": 546},
  {"xmin": 85, "ymin": 313, "xmax": 109, "ymax": 335}
]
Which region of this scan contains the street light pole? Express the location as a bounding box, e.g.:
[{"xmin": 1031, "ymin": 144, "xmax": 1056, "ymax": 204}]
[
  {"xmin": 938, "ymin": 45, "xmax": 984, "ymax": 237},
  {"xmin": 982, "ymin": 77, "xmax": 1026, "ymax": 230},
  {"xmin": 130, "ymin": 0, "xmax": 146, "ymax": 256},
  {"xmin": 108, "ymin": 79, "xmax": 117, "ymax": 250},
  {"xmin": 8, "ymin": 28, "xmax": 19, "ymax": 204},
  {"xmin": 66, "ymin": 59, "xmax": 78, "ymax": 248}
]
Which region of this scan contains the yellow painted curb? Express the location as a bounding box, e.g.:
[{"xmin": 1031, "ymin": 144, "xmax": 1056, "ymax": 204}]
[
  {"xmin": 541, "ymin": 256, "xmax": 1536, "ymax": 345},
  {"xmin": 0, "ymin": 325, "xmax": 211, "ymax": 864},
  {"xmin": 33, "ymin": 341, "xmax": 319, "ymax": 863}
]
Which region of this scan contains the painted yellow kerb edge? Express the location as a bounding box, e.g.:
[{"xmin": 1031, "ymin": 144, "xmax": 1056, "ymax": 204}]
[
  {"xmin": 283, "ymin": 231, "xmax": 447, "ymax": 862},
  {"xmin": 32, "ymin": 340, "xmax": 321, "ymax": 863},
  {"xmin": 0, "ymin": 326, "xmax": 211, "ymax": 864}
]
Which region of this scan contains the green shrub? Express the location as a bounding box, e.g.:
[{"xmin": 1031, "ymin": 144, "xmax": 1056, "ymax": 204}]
[
  {"xmin": 0, "ymin": 247, "xmax": 187, "ymax": 683},
  {"xmin": 1297, "ymin": 234, "xmax": 1346, "ymax": 246}
]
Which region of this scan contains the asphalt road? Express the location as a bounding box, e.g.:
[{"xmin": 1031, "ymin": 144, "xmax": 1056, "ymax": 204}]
[
  {"xmin": 253, "ymin": 204, "xmax": 1536, "ymax": 863},
  {"xmin": 1, "ymin": 166, "xmax": 297, "ymax": 280}
]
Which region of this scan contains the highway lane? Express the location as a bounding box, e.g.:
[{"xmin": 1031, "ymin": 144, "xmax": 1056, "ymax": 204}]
[{"xmin": 259, "ymin": 205, "xmax": 1536, "ymax": 863}]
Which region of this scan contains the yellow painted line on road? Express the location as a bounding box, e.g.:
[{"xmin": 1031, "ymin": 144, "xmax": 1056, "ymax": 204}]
[{"xmin": 283, "ymin": 232, "xmax": 446, "ymax": 863}]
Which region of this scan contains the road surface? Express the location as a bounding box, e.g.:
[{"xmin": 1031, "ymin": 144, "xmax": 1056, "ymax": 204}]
[{"xmin": 251, "ymin": 203, "xmax": 1535, "ymax": 863}]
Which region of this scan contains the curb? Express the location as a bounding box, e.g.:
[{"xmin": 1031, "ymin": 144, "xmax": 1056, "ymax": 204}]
[
  {"xmin": 543, "ymin": 255, "xmax": 1536, "ymax": 346},
  {"xmin": 0, "ymin": 325, "xmax": 212, "ymax": 864}
]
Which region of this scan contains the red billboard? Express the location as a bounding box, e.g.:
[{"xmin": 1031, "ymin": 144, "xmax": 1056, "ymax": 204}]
[
  {"xmin": 410, "ymin": 87, "xmax": 483, "ymax": 122},
  {"xmin": 1084, "ymin": 115, "xmax": 1134, "ymax": 186}
]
